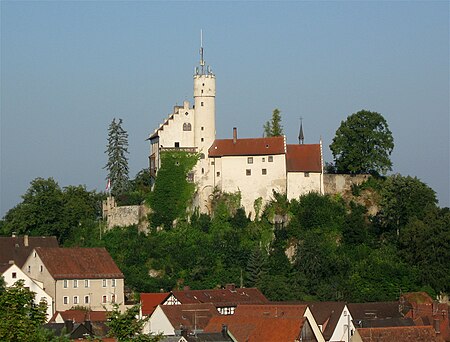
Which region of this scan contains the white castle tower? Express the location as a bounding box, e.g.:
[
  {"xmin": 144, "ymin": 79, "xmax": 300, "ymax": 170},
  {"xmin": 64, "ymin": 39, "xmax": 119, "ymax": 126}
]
[{"xmin": 148, "ymin": 32, "xmax": 216, "ymax": 213}]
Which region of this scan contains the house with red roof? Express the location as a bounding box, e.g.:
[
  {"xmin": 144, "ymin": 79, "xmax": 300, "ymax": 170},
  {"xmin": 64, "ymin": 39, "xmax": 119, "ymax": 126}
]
[
  {"xmin": 352, "ymin": 325, "xmax": 443, "ymax": 342},
  {"xmin": 163, "ymin": 284, "xmax": 269, "ymax": 315},
  {"xmin": 22, "ymin": 247, "xmax": 124, "ymax": 313}
]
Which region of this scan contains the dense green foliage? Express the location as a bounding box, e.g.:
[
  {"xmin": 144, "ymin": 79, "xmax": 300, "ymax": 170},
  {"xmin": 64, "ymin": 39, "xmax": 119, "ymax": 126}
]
[
  {"xmin": 330, "ymin": 110, "xmax": 394, "ymax": 174},
  {"xmin": 105, "ymin": 118, "xmax": 130, "ymax": 196},
  {"xmin": 263, "ymin": 108, "xmax": 284, "ymax": 137},
  {"xmin": 1, "ymin": 178, "xmax": 104, "ymax": 244},
  {"xmin": 0, "ymin": 280, "xmax": 49, "ymax": 341},
  {"xmin": 107, "ymin": 304, "xmax": 162, "ymax": 341},
  {"xmin": 147, "ymin": 151, "xmax": 198, "ymax": 229}
]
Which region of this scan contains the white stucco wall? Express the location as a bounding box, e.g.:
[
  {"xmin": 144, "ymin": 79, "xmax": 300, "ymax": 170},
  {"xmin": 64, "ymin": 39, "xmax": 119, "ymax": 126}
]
[
  {"xmin": 329, "ymin": 305, "xmax": 355, "ymax": 342},
  {"xmin": 214, "ymin": 154, "xmax": 287, "ymax": 218},
  {"xmin": 287, "ymin": 171, "xmax": 323, "ymax": 201},
  {"xmin": 146, "ymin": 305, "xmax": 175, "ymax": 335},
  {"xmin": 2, "ymin": 264, "xmax": 53, "ymax": 321}
]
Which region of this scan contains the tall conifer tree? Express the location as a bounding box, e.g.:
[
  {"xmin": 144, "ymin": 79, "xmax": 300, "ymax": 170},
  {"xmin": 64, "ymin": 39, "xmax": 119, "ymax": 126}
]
[
  {"xmin": 104, "ymin": 118, "xmax": 129, "ymax": 196},
  {"xmin": 263, "ymin": 108, "xmax": 284, "ymax": 137}
]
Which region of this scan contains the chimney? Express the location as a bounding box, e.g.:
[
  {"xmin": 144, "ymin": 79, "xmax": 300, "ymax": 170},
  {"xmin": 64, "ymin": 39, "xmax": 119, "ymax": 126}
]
[
  {"xmin": 233, "ymin": 127, "xmax": 237, "ymax": 144},
  {"xmin": 24, "ymin": 235, "xmax": 29, "ymax": 247},
  {"xmin": 222, "ymin": 324, "xmax": 228, "ymax": 337}
]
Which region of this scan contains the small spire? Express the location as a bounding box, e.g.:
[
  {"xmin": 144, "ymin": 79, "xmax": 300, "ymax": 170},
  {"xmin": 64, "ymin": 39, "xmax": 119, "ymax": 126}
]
[{"xmin": 298, "ymin": 117, "xmax": 304, "ymax": 144}]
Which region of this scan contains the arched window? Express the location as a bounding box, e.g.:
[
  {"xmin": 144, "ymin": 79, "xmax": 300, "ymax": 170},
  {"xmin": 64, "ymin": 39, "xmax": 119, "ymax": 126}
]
[{"xmin": 183, "ymin": 123, "xmax": 192, "ymax": 131}]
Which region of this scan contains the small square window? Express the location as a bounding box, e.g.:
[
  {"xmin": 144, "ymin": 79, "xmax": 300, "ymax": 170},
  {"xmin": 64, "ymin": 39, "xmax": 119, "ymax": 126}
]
[
  {"xmin": 12, "ymin": 272, "xmax": 17, "ymax": 279},
  {"xmin": 175, "ymin": 142, "xmax": 180, "ymax": 148},
  {"xmin": 268, "ymin": 156, "xmax": 273, "ymax": 162},
  {"xmin": 247, "ymin": 157, "xmax": 253, "ymax": 164},
  {"xmin": 246, "ymin": 169, "xmax": 251, "ymax": 176},
  {"xmin": 304, "ymin": 172, "xmax": 310, "ymax": 177},
  {"xmin": 262, "ymin": 169, "xmax": 267, "ymax": 175},
  {"xmin": 63, "ymin": 296, "xmax": 69, "ymax": 305}
]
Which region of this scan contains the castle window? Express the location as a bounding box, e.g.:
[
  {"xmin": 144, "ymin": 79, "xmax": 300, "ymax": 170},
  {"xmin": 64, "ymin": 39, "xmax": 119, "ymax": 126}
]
[
  {"xmin": 217, "ymin": 171, "xmax": 220, "ymax": 177},
  {"xmin": 102, "ymin": 295, "xmax": 107, "ymax": 304},
  {"xmin": 262, "ymin": 157, "xmax": 265, "ymax": 162},
  {"xmin": 201, "ymin": 90, "xmax": 204, "ymax": 94},
  {"xmin": 246, "ymin": 169, "xmax": 251, "ymax": 176},
  {"xmin": 73, "ymin": 296, "xmax": 79, "ymax": 305},
  {"xmin": 202, "ymin": 168, "xmax": 204, "ymax": 174},
  {"xmin": 85, "ymin": 280, "xmax": 89, "ymax": 288},
  {"xmin": 185, "ymin": 112, "xmax": 189, "ymax": 116},
  {"xmin": 201, "ymin": 127, "xmax": 204, "ymax": 131},
  {"xmin": 12, "ymin": 272, "xmax": 16, "ymax": 279},
  {"xmin": 84, "ymin": 295, "xmax": 90, "ymax": 304},
  {"xmin": 175, "ymin": 142, "xmax": 180, "ymax": 148},
  {"xmin": 201, "ymin": 102, "xmax": 204, "ymax": 106},
  {"xmin": 64, "ymin": 296, "xmax": 69, "ymax": 305},
  {"xmin": 183, "ymin": 123, "xmax": 192, "ymax": 131},
  {"xmin": 63, "ymin": 280, "xmax": 68, "ymax": 288},
  {"xmin": 247, "ymin": 157, "xmax": 253, "ymax": 164},
  {"xmin": 268, "ymin": 156, "xmax": 273, "ymax": 162},
  {"xmin": 200, "ymin": 153, "xmax": 205, "ymax": 159},
  {"xmin": 73, "ymin": 280, "xmax": 78, "ymax": 288},
  {"xmin": 262, "ymin": 169, "xmax": 267, "ymax": 175},
  {"xmin": 112, "ymin": 279, "xmax": 116, "ymax": 288},
  {"xmin": 112, "ymin": 294, "xmax": 116, "ymax": 303},
  {"xmin": 304, "ymin": 172, "xmax": 310, "ymax": 177},
  {"xmin": 201, "ymin": 138, "xmax": 204, "ymax": 142},
  {"xmin": 40, "ymin": 265, "xmax": 43, "ymax": 272},
  {"xmin": 103, "ymin": 279, "xmax": 107, "ymax": 287},
  {"xmin": 28, "ymin": 266, "xmax": 31, "ymax": 273}
]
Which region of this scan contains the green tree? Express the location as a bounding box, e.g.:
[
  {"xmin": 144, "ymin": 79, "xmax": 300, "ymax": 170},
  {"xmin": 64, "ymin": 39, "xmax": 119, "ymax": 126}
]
[
  {"xmin": 107, "ymin": 304, "xmax": 162, "ymax": 341},
  {"xmin": 104, "ymin": 118, "xmax": 130, "ymax": 196},
  {"xmin": 245, "ymin": 247, "xmax": 268, "ymax": 287},
  {"xmin": 0, "ymin": 280, "xmax": 48, "ymax": 342},
  {"xmin": 263, "ymin": 108, "xmax": 284, "ymax": 137},
  {"xmin": 330, "ymin": 110, "xmax": 394, "ymax": 174},
  {"xmin": 378, "ymin": 174, "xmax": 437, "ymax": 236}
]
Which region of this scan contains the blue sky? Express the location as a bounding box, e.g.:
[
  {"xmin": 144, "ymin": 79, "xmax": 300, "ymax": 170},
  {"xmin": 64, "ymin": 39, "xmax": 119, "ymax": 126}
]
[{"xmin": 1, "ymin": 1, "xmax": 449, "ymax": 216}]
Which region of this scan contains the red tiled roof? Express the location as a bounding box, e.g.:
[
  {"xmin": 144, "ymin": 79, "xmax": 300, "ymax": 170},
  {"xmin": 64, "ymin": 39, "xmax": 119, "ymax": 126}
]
[
  {"xmin": 209, "ymin": 136, "xmax": 285, "ymax": 157},
  {"xmin": 35, "ymin": 247, "xmax": 123, "ymax": 279},
  {"xmin": 140, "ymin": 292, "xmax": 170, "ymax": 316},
  {"xmin": 53, "ymin": 310, "xmax": 108, "ymax": 323},
  {"xmin": 171, "ymin": 287, "xmax": 269, "ymax": 307},
  {"xmin": 401, "ymin": 292, "xmax": 434, "ymax": 304},
  {"xmin": 205, "ymin": 315, "xmax": 307, "ymax": 342},
  {"xmin": 286, "ymin": 144, "xmax": 322, "ymax": 172},
  {"xmin": 0, "ymin": 236, "xmax": 58, "ymax": 268},
  {"xmin": 356, "ymin": 325, "xmax": 442, "ymax": 342},
  {"xmin": 348, "ymin": 302, "xmax": 402, "ymax": 321},
  {"xmin": 160, "ymin": 303, "xmax": 220, "ymax": 333},
  {"xmin": 234, "ymin": 304, "xmax": 307, "ymax": 318}
]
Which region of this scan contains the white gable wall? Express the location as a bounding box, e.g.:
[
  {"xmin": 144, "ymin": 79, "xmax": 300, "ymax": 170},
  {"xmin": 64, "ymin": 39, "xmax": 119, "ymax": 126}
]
[
  {"xmin": 329, "ymin": 305, "xmax": 355, "ymax": 342},
  {"xmin": 304, "ymin": 307, "xmax": 326, "ymax": 342},
  {"xmin": 146, "ymin": 305, "xmax": 176, "ymax": 336},
  {"xmin": 2, "ymin": 264, "xmax": 53, "ymax": 321}
]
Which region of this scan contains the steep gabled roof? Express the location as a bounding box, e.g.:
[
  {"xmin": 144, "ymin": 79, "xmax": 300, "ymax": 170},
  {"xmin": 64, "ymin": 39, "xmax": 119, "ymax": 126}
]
[
  {"xmin": 303, "ymin": 301, "xmax": 346, "ymax": 340},
  {"xmin": 35, "ymin": 247, "xmax": 123, "ymax": 279},
  {"xmin": 159, "ymin": 303, "xmax": 220, "ymax": 333},
  {"xmin": 0, "ymin": 236, "xmax": 58, "ymax": 268},
  {"xmin": 171, "ymin": 287, "xmax": 269, "ymax": 307},
  {"xmin": 50, "ymin": 310, "xmax": 108, "ymax": 323},
  {"xmin": 355, "ymin": 325, "xmax": 441, "ymax": 342},
  {"xmin": 205, "ymin": 315, "xmax": 307, "ymax": 342},
  {"xmin": 286, "ymin": 144, "xmax": 322, "ymax": 172},
  {"xmin": 140, "ymin": 292, "xmax": 171, "ymax": 316},
  {"xmin": 209, "ymin": 136, "xmax": 285, "ymax": 157}
]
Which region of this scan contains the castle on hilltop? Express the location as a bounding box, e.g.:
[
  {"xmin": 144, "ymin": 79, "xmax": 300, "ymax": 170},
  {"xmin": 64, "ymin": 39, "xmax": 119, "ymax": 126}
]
[{"xmin": 147, "ymin": 42, "xmax": 325, "ymax": 218}]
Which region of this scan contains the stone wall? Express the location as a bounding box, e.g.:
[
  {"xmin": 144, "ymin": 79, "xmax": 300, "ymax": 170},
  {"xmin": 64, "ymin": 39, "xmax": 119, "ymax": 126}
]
[
  {"xmin": 323, "ymin": 174, "xmax": 370, "ymax": 195},
  {"xmin": 102, "ymin": 197, "xmax": 150, "ymax": 233}
]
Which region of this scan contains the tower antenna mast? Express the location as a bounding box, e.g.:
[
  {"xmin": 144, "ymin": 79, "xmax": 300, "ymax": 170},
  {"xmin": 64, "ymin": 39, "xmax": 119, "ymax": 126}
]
[{"xmin": 200, "ymin": 29, "xmax": 205, "ymax": 72}]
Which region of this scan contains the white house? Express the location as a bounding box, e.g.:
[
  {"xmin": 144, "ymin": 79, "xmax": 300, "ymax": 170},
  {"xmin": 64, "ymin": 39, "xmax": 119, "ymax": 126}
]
[{"xmin": 1, "ymin": 263, "xmax": 53, "ymax": 322}]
